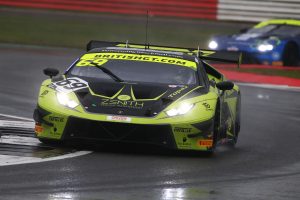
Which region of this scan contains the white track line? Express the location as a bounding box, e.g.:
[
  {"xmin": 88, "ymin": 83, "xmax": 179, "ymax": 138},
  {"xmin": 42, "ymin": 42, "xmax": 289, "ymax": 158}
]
[
  {"xmin": 0, "ymin": 135, "xmax": 92, "ymax": 166},
  {"xmin": 0, "ymin": 151, "xmax": 91, "ymax": 166},
  {"xmin": 0, "ymin": 113, "xmax": 33, "ymax": 121},
  {"xmin": 0, "ymin": 120, "xmax": 34, "ymax": 129},
  {"xmin": 0, "ymin": 135, "xmax": 41, "ymax": 146},
  {"xmin": 237, "ymin": 83, "xmax": 300, "ymax": 91},
  {"xmin": 0, "ymin": 114, "xmax": 92, "ymax": 166}
]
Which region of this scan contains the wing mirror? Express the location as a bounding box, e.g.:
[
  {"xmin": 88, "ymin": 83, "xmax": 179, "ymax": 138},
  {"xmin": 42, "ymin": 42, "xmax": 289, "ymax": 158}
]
[
  {"xmin": 216, "ymin": 81, "xmax": 234, "ymax": 91},
  {"xmin": 43, "ymin": 68, "xmax": 59, "ymax": 78}
]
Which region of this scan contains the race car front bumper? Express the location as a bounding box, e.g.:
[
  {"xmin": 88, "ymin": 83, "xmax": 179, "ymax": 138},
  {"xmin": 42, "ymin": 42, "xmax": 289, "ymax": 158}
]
[
  {"xmin": 63, "ymin": 116, "xmax": 177, "ymax": 149},
  {"xmin": 34, "ymin": 106, "xmax": 215, "ymax": 151}
]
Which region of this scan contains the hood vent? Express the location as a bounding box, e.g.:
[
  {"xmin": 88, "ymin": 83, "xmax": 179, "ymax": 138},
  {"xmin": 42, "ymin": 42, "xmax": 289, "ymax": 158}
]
[
  {"xmin": 161, "ymin": 97, "xmax": 173, "ymax": 105},
  {"xmin": 76, "ymin": 91, "xmax": 89, "ymax": 99},
  {"xmin": 89, "ymin": 82, "xmax": 124, "ymax": 97},
  {"xmin": 131, "ymin": 85, "xmax": 167, "ymax": 100}
]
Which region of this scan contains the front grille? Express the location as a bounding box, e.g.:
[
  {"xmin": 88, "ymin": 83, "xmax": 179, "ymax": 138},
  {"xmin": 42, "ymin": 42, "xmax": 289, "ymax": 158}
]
[{"xmin": 63, "ymin": 117, "xmax": 176, "ymax": 148}]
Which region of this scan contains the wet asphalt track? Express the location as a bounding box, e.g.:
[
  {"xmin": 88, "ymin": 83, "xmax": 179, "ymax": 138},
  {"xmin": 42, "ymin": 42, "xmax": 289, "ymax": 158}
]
[{"xmin": 0, "ymin": 45, "xmax": 300, "ymax": 200}]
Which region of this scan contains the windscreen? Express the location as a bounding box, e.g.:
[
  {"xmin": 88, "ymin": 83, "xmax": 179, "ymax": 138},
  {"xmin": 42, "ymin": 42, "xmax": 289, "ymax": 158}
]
[
  {"xmin": 248, "ymin": 25, "xmax": 300, "ymax": 36},
  {"xmin": 248, "ymin": 25, "xmax": 277, "ymax": 34},
  {"xmin": 68, "ymin": 54, "xmax": 199, "ymax": 85}
]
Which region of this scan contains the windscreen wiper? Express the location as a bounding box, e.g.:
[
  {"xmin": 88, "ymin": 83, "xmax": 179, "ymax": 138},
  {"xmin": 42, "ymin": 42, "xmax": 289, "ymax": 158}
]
[{"xmin": 91, "ymin": 62, "xmax": 124, "ymax": 82}]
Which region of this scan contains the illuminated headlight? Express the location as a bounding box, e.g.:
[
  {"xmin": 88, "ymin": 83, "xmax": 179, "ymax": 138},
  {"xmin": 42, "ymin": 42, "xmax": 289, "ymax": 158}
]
[
  {"xmin": 56, "ymin": 93, "xmax": 78, "ymax": 109},
  {"xmin": 257, "ymin": 44, "xmax": 274, "ymax": 52},
  {"xmin": 208, "ymin": 40, "xmax": 218, "ymax": 49},
  {"xmin": 166, "ymin": 103, "xmax": 194, "ymax": 117}
]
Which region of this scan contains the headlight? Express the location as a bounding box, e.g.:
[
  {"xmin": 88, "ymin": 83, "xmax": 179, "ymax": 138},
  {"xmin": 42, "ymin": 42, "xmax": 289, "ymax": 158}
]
[
  {"xmin": 56, "ymin": 93, "xmax": 79, "ymax": 109},
  {"xmin": 166, "ymin": 103, "xmax": 194, "ymax": 117},
  {"xmin": 208, "ymin": 40, "xmax": 218, "ymax": 49},
  {"xmin": 257, "ymin": 44, "xmax": 274, "ymax": 52}
]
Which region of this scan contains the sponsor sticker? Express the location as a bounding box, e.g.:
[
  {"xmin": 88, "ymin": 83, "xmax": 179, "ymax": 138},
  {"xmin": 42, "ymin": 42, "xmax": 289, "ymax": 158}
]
[
  {"xmin": 198, "ymin": 139, "xmax": 213, "ymax": 147},
  {"xmin": 49, "ymin": 77, "xmax": 88, "ymax": 93},
  {"xmin": 272, "ymin": 61, "xmax": 283, "ymax": 66},
  {"xmin": 173, "ymin": 127, "xmax": 192, "ymax": 133},
  {"xmin": 168, "ymin": 85, "xmax": 188, "ymax": 98},
  {"xmin": 107, "ymin": 115, "xmax": 131, "ymax": 122},
  {"xmin": 39, "ymin": 90, "xmax": 49, "ymax": 97},
  {"xmin": 101, "ymin": 99, "xmax": 144, "ymax": 109},
  {"xmin": 76, "ymin": 58, "xmax": 108, "ymax": 67},
  {"xmin": 49, "ymin": 116, "xmax": 64, "ymax": 122},
  {"xmin": 80, "ymin": 53, "xmax": 197, "ymax": 69},
  {"xmin": 227, "ymin": 46, "xmax": 239, "ymax": 51}
]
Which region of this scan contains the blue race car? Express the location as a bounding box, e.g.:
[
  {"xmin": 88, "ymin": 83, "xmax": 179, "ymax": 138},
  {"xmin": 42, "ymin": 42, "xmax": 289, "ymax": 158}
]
[{"xmin": 208, "ymin": 19, "xmax": 300, "ymax": 66}]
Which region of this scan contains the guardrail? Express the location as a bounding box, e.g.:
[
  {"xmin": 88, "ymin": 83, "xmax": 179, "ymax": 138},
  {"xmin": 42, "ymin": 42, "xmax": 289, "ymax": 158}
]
[
  {"xmin": 0, "ymin": 0, "xmax": 218, "ymax": 20},
  {"xmin": 218, "ymin": 0, "xmax": 300, "ymax": 22},
  {"xmin": 0, "ymin": 0, "xmax": 299, "ymax": 22}
]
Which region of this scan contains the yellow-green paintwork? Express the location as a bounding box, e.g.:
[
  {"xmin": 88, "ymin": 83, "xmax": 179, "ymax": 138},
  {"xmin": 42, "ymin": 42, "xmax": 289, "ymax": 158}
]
[
  {"xmin": 254, "ymin": 19, "xmax": 300, "ymax": 29},
  {"xmin": 36, "ymin": 53, "xmax": 240, "ymax": 151},
  {"xmin": 37, "ymin": 79, "xmax": 220, "ymax": 150},
  {"xmin": 37, "ymin": 84, "xmax": 238, "ymax": 151},
  {"xmin": 80, "ymin": 53, "xmax": 197, "ymax": 69}
]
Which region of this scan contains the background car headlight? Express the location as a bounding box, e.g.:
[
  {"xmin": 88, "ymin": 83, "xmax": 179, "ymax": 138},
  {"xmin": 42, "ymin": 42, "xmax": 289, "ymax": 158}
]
[
  {"xmin": 257, "ymin": 44, "xmax": 274, "ymax": 52},
  {"xmin": 56, "ymin": 93, "xmax": 78, "ymax": 108},
  {"xmin": 208, "ymin": 40, "xmax": 218, "ymax": 49},
  {"xmin": 166, "ymin": 103, "xmax": 194, "ymax": 117}
]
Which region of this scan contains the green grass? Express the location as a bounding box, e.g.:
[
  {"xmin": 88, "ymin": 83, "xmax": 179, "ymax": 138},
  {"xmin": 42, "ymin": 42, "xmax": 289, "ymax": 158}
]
[{"xmin": 0, "ymin": 8, "xmax": 242, "ymax": 49}]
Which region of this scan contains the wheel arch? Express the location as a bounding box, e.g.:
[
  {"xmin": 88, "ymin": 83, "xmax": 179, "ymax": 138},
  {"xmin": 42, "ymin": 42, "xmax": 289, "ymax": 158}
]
[{"xmin": 282, "ymin": 41, "xmax": 300, "ymax": 66}]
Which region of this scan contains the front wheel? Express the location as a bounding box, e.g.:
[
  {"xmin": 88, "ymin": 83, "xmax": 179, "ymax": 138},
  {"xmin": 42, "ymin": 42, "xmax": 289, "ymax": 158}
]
[
  {"xmin": 38, "ymin": 138, "xmax": 63, "ymax": 146},
  {"xmin": 282, "ymin": 43, "xmax": 299, "ymax": 66},
  {"xmin": 209, "ymin": 102, "xmax": 221, "ymax": 153},
  {"xmin": 228, "ymin": 94, "xmax": 241, "ymax": 146}
]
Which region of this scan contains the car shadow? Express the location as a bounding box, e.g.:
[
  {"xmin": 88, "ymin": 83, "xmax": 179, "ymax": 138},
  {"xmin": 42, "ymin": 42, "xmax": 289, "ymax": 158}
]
[{"xmin": 65, "ymin": 141, "xmax": 216, "ymax": 158}]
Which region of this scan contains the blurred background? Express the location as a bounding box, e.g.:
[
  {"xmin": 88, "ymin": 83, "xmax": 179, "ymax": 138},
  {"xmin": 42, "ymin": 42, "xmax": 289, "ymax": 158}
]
[
  {"xmin": 0, "ymin": 0, "xmax": 299, "ymax": 48},
  {"xmin": 0, "ymin": 0, "xmax": 251, "ymax": 48},
  {"xmin": 1, "ymin": 0, "xmax": 300, "ymax": 116},
  {"xmin": 1, "ymin": 2, "xmax": 300, "ymax": 200}
]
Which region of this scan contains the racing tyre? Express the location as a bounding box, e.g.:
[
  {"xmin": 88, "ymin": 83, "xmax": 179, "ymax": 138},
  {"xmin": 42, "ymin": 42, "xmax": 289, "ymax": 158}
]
[
  {"xmin": 210, "ymin": 102, "xmax": 221, "ymax": 153},
  {"xmin": 228, "ymin": 94, "xmax": 241, "ymax": 146},
  {"xmin": 282, "ymin": 42, "xmax": 299, "ymax": 66},
  {"xmin": 38, "ymin": 138, "xmax": 63, "ymax": 146}
]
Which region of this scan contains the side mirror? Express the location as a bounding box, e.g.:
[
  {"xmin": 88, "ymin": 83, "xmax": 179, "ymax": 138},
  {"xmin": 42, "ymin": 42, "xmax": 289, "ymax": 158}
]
[
  {"xmin": 209, "ymin": 79, "xmax": 216, "ymax": 87},
  {"xmin": 43, "ymin": 68, "xmax": 59, "ymax": 78},
  {"xmin": 216, "ymin": 81, "xmax": 234, "ymax": 91}
]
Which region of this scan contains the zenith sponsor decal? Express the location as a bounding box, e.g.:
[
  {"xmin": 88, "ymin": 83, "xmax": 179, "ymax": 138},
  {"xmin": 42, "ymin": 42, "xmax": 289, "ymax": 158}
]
[
  {"xmin": 100, "ymin": 99, "xmax": 144, "ymax": 109},
  {"xmin": 168, "ymin": 85, "xmax": 188, "ymax": 98}
]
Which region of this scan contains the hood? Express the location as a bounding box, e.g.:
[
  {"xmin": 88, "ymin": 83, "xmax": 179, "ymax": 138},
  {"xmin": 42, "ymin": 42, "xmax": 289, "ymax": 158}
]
[
  {"xmin": 74, "ymin": 78, "xmax": 205, "ymax": 117},
  {"xmin": 214, "ymin": 32, "xmax": 282, "ymax": 51}
]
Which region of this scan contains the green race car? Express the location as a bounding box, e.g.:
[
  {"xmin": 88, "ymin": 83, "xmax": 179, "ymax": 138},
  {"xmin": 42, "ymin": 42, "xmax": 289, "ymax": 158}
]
[{"xmin": 33, "ymin": 41, "xmax": 242, "ymax": 152}]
